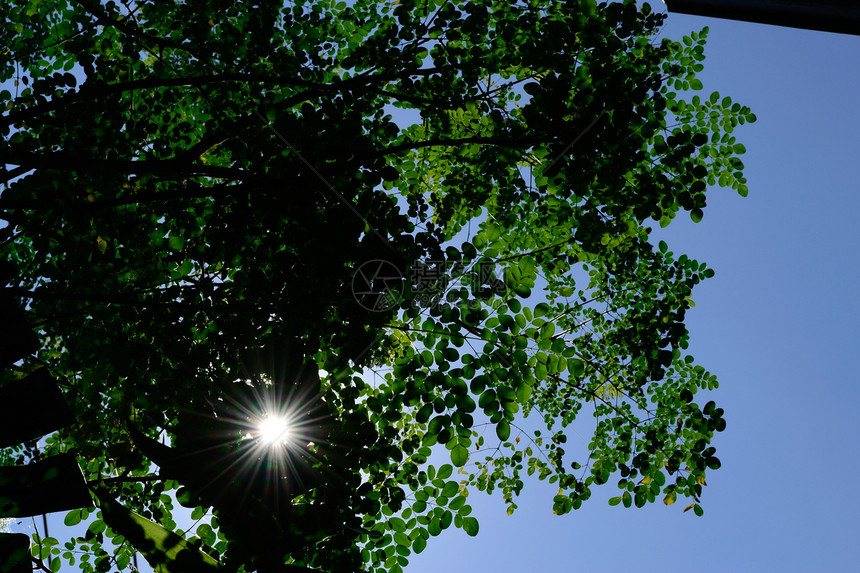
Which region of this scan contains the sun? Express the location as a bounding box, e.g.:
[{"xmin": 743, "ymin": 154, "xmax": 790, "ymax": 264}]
[{"xmin": 257, "ymin": 414, "xmax": 291, "ymax": 445}]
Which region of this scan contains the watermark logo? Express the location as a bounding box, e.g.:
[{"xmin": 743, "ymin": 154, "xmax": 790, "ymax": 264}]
[
  {"xmin": 352, "ymin": 258, "xmax": 507, "ymax": 312},
  {"xmin": 351, "ymin": 259, "xmax": 405, "ymax": 311}
]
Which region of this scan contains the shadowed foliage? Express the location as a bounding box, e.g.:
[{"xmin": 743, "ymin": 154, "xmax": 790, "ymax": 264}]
[
  {"xmin": 0, "ymin": 368, "xmax": 75, "ymax": 448},
  {"xmin": 0, "ymin": 454, "xmax": 92, "ymax": 518},
  {"xmin": 0, "ymin": 532, "xmax": 30, "ymax": 573}
]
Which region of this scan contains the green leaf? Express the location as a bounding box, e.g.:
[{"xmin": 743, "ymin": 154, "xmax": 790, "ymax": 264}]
[
  {"xmin": 195, "ymin": 523, "xmax": 215, "ymax": 546},
  {"xmin": 539, "ymin": 321, "xmax": 556, "ymax": 339},
  {"xmin": 441, "ymin": 481, "xmax": 459, "ymax": 498},
  {"xmin": 176, "ymin": 260, "xmax": 193, "ymax": 277},
  {"xmin": 87, "ymin": 519, "xmax": 106, "ymax": 535},
  {"xmin": 448, "ymin": 496, "xmax": 466, "ymax": 511},
  {"xmin": 436, "ymin": 465, "xmax": 453, "ymax": 480},
  {"xmin": 462, "ymin": 517, "xmax": 479, "ymax": 537},
  {"xmin": 450, "ymin": 444, "xmax": 469, "ymax": 467},
  {"xmin": 416, "ymin": 403, "xmax": 434, "ymax": 424},
  {"xmin": 515, "ymin": 382, "xmax": 532, "ymax": 403},
  {"xmin": 63, "ymin": 509, "xmax": 82, "ymax": 527},
  {"xmin": 420, "ymin": 350, "xmax": 434, "ymax": 366},
  {"xmin": 428, "ymin": 415, "xmax": 447, "ymax": 436},
  {"xmin": 440, "ymin": 510, "xmax": 453, "ymax": 529},
  {"xmin": 168, "ymin": 236, "xmax": 184, "ymax": 251},
  {"xmin": 495, "ymin": 419, "xmax": 511, "ymax": 441}
]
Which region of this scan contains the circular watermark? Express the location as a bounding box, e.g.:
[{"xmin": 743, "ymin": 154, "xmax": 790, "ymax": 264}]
[{"xmin": 352, "ymin": 259, "xmax": 404, "ymax": 312}]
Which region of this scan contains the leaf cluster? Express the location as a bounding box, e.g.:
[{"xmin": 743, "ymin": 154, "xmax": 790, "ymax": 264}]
[{"xmin": 0, "ymin": 1, "xmax": 752, "ymax": 571}]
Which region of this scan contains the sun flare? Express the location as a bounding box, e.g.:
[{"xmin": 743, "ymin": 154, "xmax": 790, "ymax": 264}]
[{"xmin": 257, "ymin": 415, "xmax": 291, "ymax": 445}]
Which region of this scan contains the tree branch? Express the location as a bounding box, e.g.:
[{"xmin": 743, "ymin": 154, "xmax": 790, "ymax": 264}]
[
  {"xmin": 0, "ymin": 181, "xmax": 260, "ymax": 211},
  {"xmin": 365, "ymin": 134, "xmax": 542, "ymax": 161},
  {"xmin": 31, "ymin": 556, "xmax": 52, "ymax": 573},
  {"xmin": 4, "ymin": 286, "xmax": 172, "ymax": 308},
  {"xmin": 0, "ymin": 153, "xmax": 247, "ymax": 184},
  {"xmin": 90, "ymin": 474, "xmax": 164, "ymax": 486},
  {"xmin": 0, "ymin": 67, "xmax": 443, "ymax": 130}
]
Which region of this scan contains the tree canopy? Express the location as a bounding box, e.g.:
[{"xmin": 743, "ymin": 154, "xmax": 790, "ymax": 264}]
[{"xmin": 0, "ymin": 1, "xmax": 754, "ymax": 572}]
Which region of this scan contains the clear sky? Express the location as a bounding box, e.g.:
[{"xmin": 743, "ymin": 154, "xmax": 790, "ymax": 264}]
[
  {"xmin": 4, "ymin": 5, "xmax": 859, "ymax": 573},
  {"xmin": 405, "ymin": 8, "xmax": 860, "ymax": 573}
]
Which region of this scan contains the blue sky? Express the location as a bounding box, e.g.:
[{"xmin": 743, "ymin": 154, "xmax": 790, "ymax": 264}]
[{"xmin": 405, "ymin": 8, "xmax": 860, "ymax": 573}]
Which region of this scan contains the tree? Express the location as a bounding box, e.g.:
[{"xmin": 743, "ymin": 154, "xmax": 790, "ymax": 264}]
[{"xmin": 0, "ymin": 0, "xmax": 754, "ymax": 572}]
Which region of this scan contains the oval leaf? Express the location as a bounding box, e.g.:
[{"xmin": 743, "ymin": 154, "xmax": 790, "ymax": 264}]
[
  {"xmin": 450, "ymin": 444, "xmax": 469, "ymax": 467},
  {"xmin": 462, "ymin": 516, "xmax": 479, "ymax": 537},
  {"xmin": 495, "ymin": 419, "xmax": 511, "ymax": 441}
]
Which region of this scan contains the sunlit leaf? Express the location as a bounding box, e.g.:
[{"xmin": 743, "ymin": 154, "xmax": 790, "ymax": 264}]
[{"xmin": 95, "ymin": 489, "xmax": 218, "ymax": 573}]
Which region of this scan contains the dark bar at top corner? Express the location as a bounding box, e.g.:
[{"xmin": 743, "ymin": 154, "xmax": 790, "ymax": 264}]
[{"xmin": 664, "ymin": 0, "xmax": 860, "ymax": 36}]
